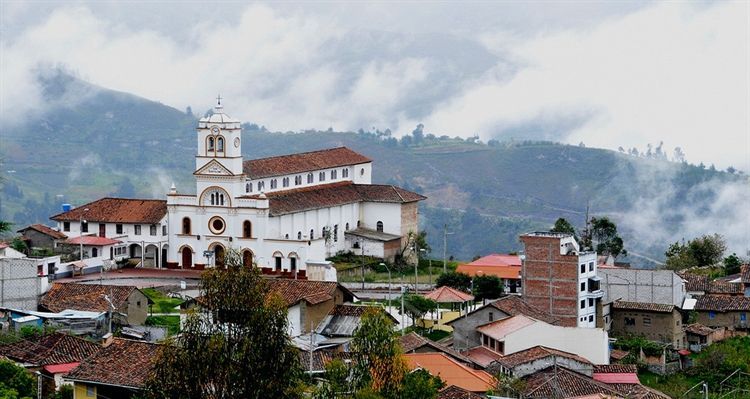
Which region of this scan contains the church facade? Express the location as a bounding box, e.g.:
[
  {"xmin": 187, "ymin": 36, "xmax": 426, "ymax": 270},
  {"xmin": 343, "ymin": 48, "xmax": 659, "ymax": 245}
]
[{"xmin": 51, "ymin": 103, "xmax": 425, "ymax": 276}]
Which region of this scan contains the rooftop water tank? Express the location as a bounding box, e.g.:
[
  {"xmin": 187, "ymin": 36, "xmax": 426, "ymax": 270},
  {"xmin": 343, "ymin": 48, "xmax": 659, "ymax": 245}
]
[{"xmin": 62, "ymin": 203, "xmax": 72, "ymax": 212}]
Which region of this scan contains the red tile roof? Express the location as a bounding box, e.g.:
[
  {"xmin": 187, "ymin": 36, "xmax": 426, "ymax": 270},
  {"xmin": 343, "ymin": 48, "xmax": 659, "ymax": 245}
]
[
  {"xmin": 40, "ymin": 283, "xmax": 144, "ymax": 313},
  {"xmin": 684, "ymin": 323, "xmax": 715, "ymax": 336},
  {"xmin": 438, "ymin": 385, "xmax": 484, "ymax": 399},
  {"xmin": 66, "ymin": 338, "xmax": 159, "ymax": 389},
  {"xmin": 694, "ymin": 295, "xmax": 750, "ymax": 312},
  {"xmin": 250, "ymin": 181, "xmax": 426, "ymax": 216},
  {"xmin": 266, "ymin": 279, "xmax": 355, "ymax": 307},
  {"xmin": 680, "ymin": 272, "xmax": 744, "ymax": 294},
  {"xmin": 466, "ymin": 254, "xmax": 522, "ymax": 267},
  {"xmin": 593, "ymin": 373, "xmax": 640, "ymax": 384},
  {"xmin": 64, "ymin": 236, "xmax": 121, "ymax": 246},
  {"xmin": 740, "ymin": 264, "xmax": 750, "ymax": 284},
  {"xmin": 424, "ymin": 286, "xmax": 475, "ymax": 303},
  {"xmin": 488, "ymin": 295, "xmax": 558, "ymax": 324},
  {"xmin": 609, "ymin": 349, "xmax": 629, "ymax": 361},
  {"xmin": 465, "ymin": 346, "xmax": 503, "ymax": 368},
  {"xmin": 456, "ymin": 264, "xmax": 521, "ymax": 280},
  {"xmin": 494, "ymin": 346, "xmax": 593, "ymax": 369},
  {"xmin": 612, "ymin": 301, "xmax": 675, "ymax": 313},
  {"xmin": 18, "ymin": 224, "xmax": 67, "ymax": 239},
  {"xmin": 243, "ymin": 147, "xmax": 372, "ymax": 179},
  {"xmin": 398, "ymin": 332, "xmax": 476, "ymax": 366},
  {"xmin": 0, "ymin": 332, "xmax": 100, "ymax": 366},
  {"xmin": 50, "ymin": 197, "xmax": 167, "ymax": 224},
  {"xmin": 593, "ymin": 365, "xmax": 637, "ymax": 374},
  {"xmin": 524, "ymin": 367, "xmax": 623, "ymax": 398},
  {"xmin": 404, "ymin": 352, "xmax": 496, "ymax": 392}
]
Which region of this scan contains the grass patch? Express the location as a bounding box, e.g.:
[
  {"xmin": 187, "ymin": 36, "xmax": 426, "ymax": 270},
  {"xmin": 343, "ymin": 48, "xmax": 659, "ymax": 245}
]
[
  {"xmin": 425, "ymin": 330, "xmax": 450, "ymax": 341},
  {"xmin": 145, "ymin": 315, "xmax": 181, "ymax": 336},
  {"xmin": 142, "ymin": 288, "xmax": 184, "ymax": 314}
]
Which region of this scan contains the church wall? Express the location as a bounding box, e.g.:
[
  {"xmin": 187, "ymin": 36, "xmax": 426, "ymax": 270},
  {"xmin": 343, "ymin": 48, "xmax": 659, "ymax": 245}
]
[
  {"xmin": 352, "ymin": 162, "xmax": 372, "ymax": 184},
  {"xmin": 359, "ymin": 202, "xmax": 402, "ymax": 235},
  {"xmin": 244, "ymin": 165, "xmax": 363, "ymax": 195},
  {"xmin": 269, "ymin": 203, "xmax": 360, "ymax": 255}
]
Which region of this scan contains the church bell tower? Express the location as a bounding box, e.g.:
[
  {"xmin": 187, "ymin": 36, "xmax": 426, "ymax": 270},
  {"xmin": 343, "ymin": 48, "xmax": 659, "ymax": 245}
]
[{"xmin": 195, "ymin": 96, "xmax": 243, "ymax": 176}]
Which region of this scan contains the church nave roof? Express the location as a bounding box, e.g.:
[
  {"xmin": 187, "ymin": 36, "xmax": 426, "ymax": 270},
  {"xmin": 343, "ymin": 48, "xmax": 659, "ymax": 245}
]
[{"xmin": 243, "ymin": 147, "xmax": 372, "ymax": 179}]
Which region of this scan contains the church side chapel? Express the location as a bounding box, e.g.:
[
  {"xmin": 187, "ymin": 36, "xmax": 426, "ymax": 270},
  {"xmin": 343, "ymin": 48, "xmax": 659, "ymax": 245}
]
[{"xmin": 51, "ymin": 100, "xmax": 425, "ymax": 278}]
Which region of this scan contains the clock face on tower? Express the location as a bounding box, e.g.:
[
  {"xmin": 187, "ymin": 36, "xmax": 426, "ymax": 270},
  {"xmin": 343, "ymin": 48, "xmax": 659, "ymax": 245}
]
[
  {"xmin": 234, "ymin": 137, "xmax": 240, "ymax": 148},
  {"xmin": 211, "ymin": 126, "xmax": 220, "ymax": 135}
]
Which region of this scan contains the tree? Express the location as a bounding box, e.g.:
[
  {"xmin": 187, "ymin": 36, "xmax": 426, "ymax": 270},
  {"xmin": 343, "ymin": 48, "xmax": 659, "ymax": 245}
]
[
  {"xmin": 411, "ymin": 124, "xmax": 425, "ymax": 144},
  {"xmin": 413, "ymin": 230, "xmax": 431, "ymax": 254},
  {"xmin": 664, "ymin": 234, "xmax": 728, "ymax": 270},
  {"xmin": 351, "ymin": 308, "xmax": 407, "ymax": 398},
  {"xmin": 473, "ymin": 275, "xmax": 503, "ymax": 302},
  {"xmin": 435, "ymin": 272, "xmax": 471, "ymax": 292},
  {"xmin": 585, "ymin": 217, "xmax": 627, "ymax": 258},
  {"xmin": 0, "ymin": 359, "xmax": 36, "ymax": 399},
  {"xmin": 550, "ymin": 217, "xmax": 577, "ymax": 240},
  {"xmin": 402, "ymin": 295, "xmax": 437, "ymax": 331},
  {"xmin": 313, "ymin": 359, "xmax": 352, "ymax": 399},
  {"xmin": 401, "ymin": 369, "xmax": 444, "ymax": 399},
  {"xmin": 724, "ymin": 253, "xmax": 742, "ymax": 275},
  {"xmin": 145, "ymin": 249, "xmax": 302, "ymax": 399},
  {"xmin": 10, "ymin": 237, "xmax": 27, "ymax": 253}
]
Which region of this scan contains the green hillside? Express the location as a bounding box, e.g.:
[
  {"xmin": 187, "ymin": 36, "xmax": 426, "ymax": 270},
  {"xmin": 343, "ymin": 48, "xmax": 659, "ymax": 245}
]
[{"xmin": 1, "ymin": 71, "xmax": 744, "ymax": 264}]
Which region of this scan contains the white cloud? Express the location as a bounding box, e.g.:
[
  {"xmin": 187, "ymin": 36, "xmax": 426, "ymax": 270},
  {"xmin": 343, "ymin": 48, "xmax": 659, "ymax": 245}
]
[{"xmin": 0, "ymin": 2, "xmax": 747, "ymax": 171}]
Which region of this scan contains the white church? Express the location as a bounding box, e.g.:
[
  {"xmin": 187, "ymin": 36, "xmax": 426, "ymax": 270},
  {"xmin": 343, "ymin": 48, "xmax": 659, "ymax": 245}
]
[{"xmin": 50, "ymin": 102, "xmax": 425, "ymax": 278}]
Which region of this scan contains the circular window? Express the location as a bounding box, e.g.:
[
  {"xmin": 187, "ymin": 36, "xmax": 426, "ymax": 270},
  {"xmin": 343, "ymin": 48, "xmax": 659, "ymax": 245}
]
[{"xmin": 208, "ymin": 216, "xmax": 226, "ymax": 235}]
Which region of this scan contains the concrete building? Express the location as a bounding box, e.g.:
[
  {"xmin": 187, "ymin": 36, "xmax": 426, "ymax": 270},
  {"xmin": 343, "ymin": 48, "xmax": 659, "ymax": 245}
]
[
  {"xmin": 520, "ymin": 232, "xmax": 601, "ymax": 328},
  {"xmin": 609, "ymin": 301, "xmax": 685, "ymax": 349},
  {"xmin": 0, "ymin": 257, "xmax": 46, "ymax": 310},
  {"xmin": 456, "ymin": 254, "xmax": 523, "ymax": 294},
  {"xmin": 17, "ymin": 224, "xmax": 68, "ymax": 251},
  {"xmin": 599, "ymin": 268, "xmax": 686, "ymax": 307}
]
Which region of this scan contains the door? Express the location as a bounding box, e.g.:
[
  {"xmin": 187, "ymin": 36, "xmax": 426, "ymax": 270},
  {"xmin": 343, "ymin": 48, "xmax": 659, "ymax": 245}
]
[
  {"xmin": 215, "ymin": 246, "xmax": 225, "ymax": 268},
  {"xmin": 182, "ymin": 247, "xmax": 192, "ymax": 268},
  {"xmin": 99, "ymin": 224, "xmax": 106, "ymax": 237},
  {"xmin": 243, "ymin": 250, "xmax": 253, "ymax": 268}
]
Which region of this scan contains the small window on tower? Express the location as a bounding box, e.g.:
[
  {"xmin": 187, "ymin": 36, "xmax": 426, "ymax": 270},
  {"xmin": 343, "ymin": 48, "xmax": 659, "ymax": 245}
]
[
  {"xmin": 207, "ymin": 137, "xmax": 215, "ymax": 152},
  {"xmin": 217, "ymin": 137, "xmax": 224, "ymax": 152}
]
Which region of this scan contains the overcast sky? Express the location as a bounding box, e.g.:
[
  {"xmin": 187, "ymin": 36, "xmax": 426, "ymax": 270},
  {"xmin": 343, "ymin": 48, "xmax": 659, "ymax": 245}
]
[{"xmin": 1, "ymin": 1, "xmax": 748, "ymax": 171}]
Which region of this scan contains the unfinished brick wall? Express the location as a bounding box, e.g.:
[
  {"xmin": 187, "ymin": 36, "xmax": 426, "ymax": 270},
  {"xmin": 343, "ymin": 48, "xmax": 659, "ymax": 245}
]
[{"xmin": 521, "ymin": 235, "xmax": 579, "ymax": 327}]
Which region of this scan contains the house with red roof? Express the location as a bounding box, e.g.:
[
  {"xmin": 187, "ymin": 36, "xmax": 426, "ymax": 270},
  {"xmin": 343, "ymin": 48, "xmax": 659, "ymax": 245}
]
[
  {"xmin": 456, "ymin": 254, "xmax": 522, "ymax": 294},
  {"xmin": 404, "ymin": 352, "xmax": 496, "ymax": 393}
]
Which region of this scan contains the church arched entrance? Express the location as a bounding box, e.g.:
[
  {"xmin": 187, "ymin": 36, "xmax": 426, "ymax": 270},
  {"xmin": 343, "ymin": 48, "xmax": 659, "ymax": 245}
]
[
  {"xmin": 210, "ymin": 243, "xmax": 226, "ymax": 269},
  {"xmin": 181, "ymin": 247, "xmax": 192, "ymax": 268},
  {"xmin": 242, "ymin": 250, "xmax": 254, "ymax": 268}
]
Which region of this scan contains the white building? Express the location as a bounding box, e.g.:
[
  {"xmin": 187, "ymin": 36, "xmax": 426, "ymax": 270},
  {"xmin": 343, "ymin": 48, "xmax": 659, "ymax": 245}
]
[{"xmin": 50, "ymin": 102, "xmax": 425, "ymax": 276}]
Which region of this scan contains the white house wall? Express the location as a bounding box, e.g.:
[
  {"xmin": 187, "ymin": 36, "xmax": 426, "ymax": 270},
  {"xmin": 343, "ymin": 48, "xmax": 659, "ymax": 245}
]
[
  {"xmin": 360, "ymin": 202, "xmax": 402, "ymax": 235},
  {"xmin": 505, "ymin": 322, "xmax": 610, "ymax": 365}
]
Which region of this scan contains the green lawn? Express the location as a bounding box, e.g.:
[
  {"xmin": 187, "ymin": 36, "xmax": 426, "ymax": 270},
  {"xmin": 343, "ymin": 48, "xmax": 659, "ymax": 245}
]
[
  {"xmin": 142, "ymin": 288, "xmax": 184, "ymax": 314},
  {"xmin": 145, "ymin": 315, "xmax": 181, "ymax": 336}
]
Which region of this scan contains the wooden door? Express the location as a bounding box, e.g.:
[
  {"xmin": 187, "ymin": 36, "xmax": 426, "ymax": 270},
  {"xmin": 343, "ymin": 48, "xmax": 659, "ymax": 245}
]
[{"xmin": 182, "ymin": 247, "xmax": 192, "ymax": 268}]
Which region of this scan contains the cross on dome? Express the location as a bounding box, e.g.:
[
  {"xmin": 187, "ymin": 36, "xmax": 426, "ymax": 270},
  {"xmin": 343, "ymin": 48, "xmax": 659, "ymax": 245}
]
[{"xmin": 216, "ymin": 94, "xmax": 222, "ymax": 106}]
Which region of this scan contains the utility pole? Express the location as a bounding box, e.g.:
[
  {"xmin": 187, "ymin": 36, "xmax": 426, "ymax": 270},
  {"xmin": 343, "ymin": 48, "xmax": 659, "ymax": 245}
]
[
  {"xmin": 400, "ymin": 275, "xmax": 405, "ymax": 336},
  {"xmin": 414, "ymin": 241, "xmax": 419, "ymax": 294},
  {"xmin": 442, "ymin": 224, "xmax": 453, "ymax": 274}
]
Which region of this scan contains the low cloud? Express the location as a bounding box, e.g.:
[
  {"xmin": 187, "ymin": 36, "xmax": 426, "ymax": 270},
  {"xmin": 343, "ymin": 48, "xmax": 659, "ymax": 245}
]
[{"xmin": 0, "ymin": 2, "xmax": 747, "ymax": 172}]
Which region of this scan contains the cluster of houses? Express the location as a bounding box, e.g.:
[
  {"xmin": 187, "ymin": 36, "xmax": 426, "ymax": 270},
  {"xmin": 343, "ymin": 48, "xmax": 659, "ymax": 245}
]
[{"xmin": 1, "ymin": 103, "xmax": 748, "ymax": 398}]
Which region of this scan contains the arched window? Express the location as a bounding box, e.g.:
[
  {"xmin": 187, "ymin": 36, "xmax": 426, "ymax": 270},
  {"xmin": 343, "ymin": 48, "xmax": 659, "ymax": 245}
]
[
  {"xmin": 297, "ymin": 231, "xmax": 302, "ymax": 240},
  {"xmin": 282, "ymin": 177, "xmax": 289, "ymax": 188},
  {"xmin": 242, "ymin": 250, "xmax": 254, "ymax": 268},
  {"xmin": 219, "ymin": 193, "xmax": 225, "ymax": 206},
  {"xmin": 217, "ymin": 137, "xmax": 225, "ymax": 152},
  {"xmin": 331, "ymin": 170, "xmax": 337, "ymax": 179},
  {"xmin": 271, "ymin": 179, "xmax": 277, "ymax": 189},
  {"xmin": 319, "ymin": 172, "xmax": 326, "ymax": 182},
  {"xmin": 343, "ymin": 168, "xmax": 349, "ymax": 178},
  {"xmin": 376, "ymin": 221, "xmax": 383, "ymax": 232},
  {"xmin": 360, "ymin": 168, "xmax": 365, "ymax": 176},
  {"xmin": 307, "ymin": 173, "xmax": 313, "ymax": 183},
  {"xmin": 207, "ymin": 137, "xmax": 215, "ymax": 152},
  {"xmin": 182, "ymin": 217, "xmax": 191, "ymax": 235},
  {"xmin": 345, "ymin": 222, "xmax": 350, "ymax": 231},
  {"xmin": 243, "ymin": 220, "xmax": 252, "ymax": 238},
  {"xmin": 201, "ymin": 187, "xmax": 230, "ymax": 207},
  {"xmin": 246, "ymin": 183, "xmax": 252, "ymax": 193},
  {"xmin": 295, "ymin": 175, "xmax": 302, "ymax": 185},
  {"xmin": 357, "ymin": 220, "xmax": 361, "ymax": 228},
  {"xmin": 310, "ymin": 229, "xmax": 314, "ymax": 239},
  {"xmin": 285, "ymin": 233, "xmax": 289, "ymax": 239},
  {"xmin": 257, "ymin": 181, "xmax": 264, "ymax": 192}
]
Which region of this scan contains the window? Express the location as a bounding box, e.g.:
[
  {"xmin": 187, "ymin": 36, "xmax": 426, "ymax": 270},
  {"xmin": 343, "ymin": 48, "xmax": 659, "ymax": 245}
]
[
  {"xmin": 283, "ymin": 177, "xmax": 289, "ymax": 187},
  {"xmin": 63, "ymin": 222, "xmax": 70, "ymax": 232},
  {"xmin": 203, "ymin": 188, "xmax": 229, "ymax": 206},
  {"xmin": 580, "ymin": 264, "xmax": 585, "ymax": 273},
  {"xmin": 86, "ymin": 385, "xmax": 95, "ymax": 397},
  {"xmin": 345, "ymin": 222, "xmax": 349, "ymax": 231},
  {"xmin": 298, "ymin": 231, "xmax": 302, "ymax": 240},
  {"xmin": 307, "ymin": 173, "xmax": 313, "ymax": 184},
  {"xmin": 258, "ymin": 181, "xmax": 264, "ymax": 191},
  {"xmin": 360, "ymin": 168, "xmax": 365, "ymax": 176},
  {"xmin": 207, "ymin": 137, "xmax": 215, "ymax": 152},
  {"xmin": 483, "ymin": 334, "xmax": 489, "ymax": 346},
  {"xmin": 150, "ymin": 224, "xmax": 157, "ymax": 236},
  {"xmin": 162, "ymin": 225, "xmax": 167, "ymax": 235},
  {"xmin": 92, "ymin": 248, "xmax": 98, "ymax": 258},
  {"xmin": 489, "ymin": 312, "xmax": 494, "ymax": 322},
  {"xmin": 334, "ymin": 225, "xmax": 338, "ymax": 242},
  {"xmin": 625, "ymin": 317, "xmax": 635, "ymax": 326},
  {"xmin": 741, "ymin": 313, "xmax": 747, "ymax": 321},
  {"xmin": 275, "ymin": 256, "xmax": 282, "ymax": 271},
  {"xmin": 81, "ymin": 221, "xmax": 88, "ymax": 233},
  {"xmin": 580, "ymin": 282, "xmax": 586, "ymax": 291},
  {"xmin": 709, "ymin": 311, "xmax": 716, "ymax": 319},
  {"xmin": 134, "ymin": 225, "xmax": 142, "ymax": 235},
  {"xmin": 580, "ymin": 300, "xmax": 585, "ymax": 309},
  {"xmin": 285, "ymin": 234, "xmax": 289, "ymax": 239},
  {"xmin": 246, "ymin": 183, "xmax": 252, "ymax": 193},
  {"xmin": 209, "ymin": 217, "xmax": 225, "ymax": 235},
  {"xmin": 290, "ymin": 257, "xmax": 297, "ymax": 271},
  {"xmin": 588, "ymin": 315, "xmax": 594, "ymax": 323},
  {"xmin": 376, "ymin": 221, "xmax": 383, "ymax": 232},
  {"xmin": 270, "ymin": 179, "xmax": 278, "ymax": 189},
  {"xmin": 115, "ymin": 224, "xmax": 123, "ymax": 234},
  {"xmin": 295, "ymin": 175, "xmax": 302, "ymax": 185},
  {"xmin": 182, "ymin": 218, "xmax": 191, "ymax": 235},
  {"xmin": 643, "ymin": 317, "xmax": 651, "ymax": 326},
  {"xmin": 331, "ymin": 170, "xmax": 337, "ymax": 179},
  {"xmin": 319, "ymin": 172, "xmax": 326, "ymax": 182},
  {"xmin": 217, "ymin": 137, "xmax": 224, "ymax": 152},
  {"xmin": 589, "ymin": 298, "xmax": 594, "ymax": 307},
  {"xmin": 342, "ymin": 168, "xmax": 349, "ymax": 178},
  {"xmin": 589, "ymin": 262, "xmax": 594, "ymax": 272},
  {"xmin": 243, "ymin": 221, "xmax": 252, "ymax": 238},
  {"xmin": 310, "ymin": 229, "xmax": 314, "ymax": 240}
]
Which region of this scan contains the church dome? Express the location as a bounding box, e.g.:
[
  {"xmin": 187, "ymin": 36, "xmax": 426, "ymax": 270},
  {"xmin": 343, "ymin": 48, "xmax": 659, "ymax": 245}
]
[{"xmin": 198, "ymin": 98, "xmax": 241, "ymax": 129}]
